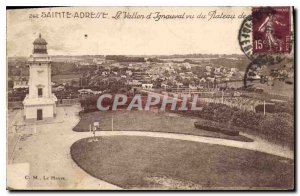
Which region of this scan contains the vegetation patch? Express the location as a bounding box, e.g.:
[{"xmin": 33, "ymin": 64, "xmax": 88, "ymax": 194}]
[
  {"xmin": 194, "ymin": 119, "xmax": 239, "ymax": 136},
  {"xmin": 73, "ymin": 110, "xmax": 253, "ymax": 142},
  {"xmin": 70, "ymin": 136, "xmax": 294, "ymax": 189},
  {"xmin": 174, "ymin": 103, "xmax": 294, "ymax": 149}
]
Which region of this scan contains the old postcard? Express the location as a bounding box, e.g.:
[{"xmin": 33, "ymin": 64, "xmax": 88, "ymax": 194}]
[{"xmin": 6, "ymin": 6, "xmax": 294, "ymax": 190}]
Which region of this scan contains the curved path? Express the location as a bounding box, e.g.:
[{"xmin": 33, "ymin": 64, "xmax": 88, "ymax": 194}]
[{"xmin": 77, "ymin": 130, "xmax": 293, "ymax": 159}]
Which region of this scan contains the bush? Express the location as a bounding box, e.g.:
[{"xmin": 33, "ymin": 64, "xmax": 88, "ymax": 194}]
[
  {"xmin": 232, "ymin": 110, "xmax": 264, "ymax": 130},
  {"xmin": 255, "ymin": 102, "xmax": 294, "ymax": 115},
  {"xmin": 259, "ymin": 113, "xmax": 294, "ymax": 148},
  {"xmin": 194, "ymin": 119, "xmax": 239, "ymax": 136},
  {"xmin": 174, "ymin": 102, "xmax": 294, "ymax": 149}
]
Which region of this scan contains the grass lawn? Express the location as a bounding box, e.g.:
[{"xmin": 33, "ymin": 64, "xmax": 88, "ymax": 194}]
[
  {"xmin": 70, "ymin": 136, "xmax": 294, "ymax": 190},
  {"xmin": 73, "ymin": 110, "xmax": 253, "ymax": 142}
]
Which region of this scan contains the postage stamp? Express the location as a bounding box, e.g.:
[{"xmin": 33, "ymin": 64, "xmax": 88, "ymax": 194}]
[
  {"xmin": 239, "ymin": 7, "xmax": 293, "ymax": 88},
  {"xmin": 252, "ymin": 7, "xmax": 291, "ymax": 54}
]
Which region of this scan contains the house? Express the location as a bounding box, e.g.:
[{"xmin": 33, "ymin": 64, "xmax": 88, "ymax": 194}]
[
  {"xmin": 205, "ymin": 65, "xmax": 212, "ymax": 72},
  {"xmin": 175, "ymin": 82, "xmax": 183, "ymax": 87},
  {"xmin": 52, "ymin": 85, "xmax": 65, "ymax": 92},
  {"xmin": 206, "ymin": 77, "xmax": 215, "ymax": 82},
  {"xmin": 92, "ymin": 90, "xmax": 102, "ymax": 95},
  {"xmin": 78, "ymin": 89, "xmax": 94, "ymax": 95},
  {"xmin": 13, "ymin": 76, "xmax": 28, "ymax": 89},
  {"xmin": 205, "ymin": 71, "xmax": 211, "ymax": 76},
  {"xmin": 102, "ymin": 71, "xmax": 109, "ymax": 76},
  {"xmin": 111, "ymin": 63, "xmax": 120, "ymax": 67},
  {"xmin": 214, "ymin": 67, "xmax": 221, "ymax": 74},
  {"xmin": 189, "ymin": 84, "xmax": 197, "ymax": 90},
  {"xmin": 183, "ymin": 62, "xmax": 191, "ymax": 69},
  {"xmin": 161, "ymin": 83, "xmax": 169, "ymax": 89},
  {"xmin": 79, "ymin": 62, "xmax": 90, "ymax": 66},
  {"xmin": 129, "ymin": 79, "xmax": 142, "ymax": 86},
  {"xmin": 142, "ymin": 83, "xmax": 153, "ymax": 90},
  {"xmin": 199, "ymin": 77, "xmax": 206, "ymax": 83},
  {"xmin": 126, "ymin": 70, "xmax": 133, "ymax": 76},
  {"xmin": 222, "ymin": 77, "xmax": 230, "ymax": 81},
  {"xmin": 231, "ymin": 68, "xmax": 238, "ymax": 72},
  {"xmin": 52, "ymin": 74, "xmax": 82, "ymax": 86}
]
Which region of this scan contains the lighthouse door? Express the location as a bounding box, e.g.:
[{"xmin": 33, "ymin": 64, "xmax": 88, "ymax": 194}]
[{"xmin": 37, "ymin": 109, "xmax": 43, "ymax": 120}]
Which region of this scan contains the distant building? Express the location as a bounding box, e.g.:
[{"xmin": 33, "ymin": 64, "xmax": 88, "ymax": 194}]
[
  {"xmin": 126, "ymin": 70, "xmax": 133, "ymax": 76},
  {"xmin": 183, "ymin": 62, "xmax": 191, "ymax": 69},
  {"xmin": 189, "ymin": 84, "xmax": 197, "ymax": 90},
  {"xmin": 205, "ymin": 65, "xmax": 212, "ymax": 72},
  {"xmin": 214, "ymin": 67, "xmax": 221, "ymax": 74},
  {"xmin": 13, "ymin": 76, "xmax": 29, "ymax": 89},
  {"xmin": 142, "ymin": 83, "xmax": 153, "ymax": 90},
  {"xmin": 52, "ymin": 74, "xmax": 82, "ymax": 86},
  {"xmin": 199, "ymin": 77, "xmax": 206, "ymax": 83},
  {"xmin": 102, "ymin": 71, "xmax": 109, "ymax": 76},
  {"xmin": 129, "ymin": 79, "xmax": 142, "ymax": 86},
  {"xmin": 175, "ymin": 82, "xmax": 183, "ymax": 87},
  {"xmin": 133, "ymin": 70, "xmax": 144, "ymax": 81},
  {"xmin": 231, "ymin": 68, "xmax": 238, "ymax": 72}
]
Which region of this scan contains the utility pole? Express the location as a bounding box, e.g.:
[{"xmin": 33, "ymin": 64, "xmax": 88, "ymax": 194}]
[
  {"xmin": 263, "ymin": 100, "xmax": 266, "ymax": 116},
  {"xmin": 111, "ymin": 115, "xmax": 114, "ymax": 131},
  {"xmin": 222, "ymin": 90, "xmax": 224, "ymax": 104}
]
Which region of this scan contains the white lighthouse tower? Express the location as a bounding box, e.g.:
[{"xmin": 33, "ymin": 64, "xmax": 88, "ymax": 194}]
[{"xmin": 23, "ymin": 33, "xmax": 57, "ymax": 121}]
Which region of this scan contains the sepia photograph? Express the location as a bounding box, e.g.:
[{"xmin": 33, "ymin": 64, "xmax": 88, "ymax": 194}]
[{"xmin": 6, "ymin": 6, "xmax": 294, "ymax": 190}]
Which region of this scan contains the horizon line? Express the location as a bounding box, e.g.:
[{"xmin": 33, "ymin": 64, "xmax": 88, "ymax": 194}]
[{"xmin": 8, "ymin": 53, "xmax": 246, "ymax": 58}]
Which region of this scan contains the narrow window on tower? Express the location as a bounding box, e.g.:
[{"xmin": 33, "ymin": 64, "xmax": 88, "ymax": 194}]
[{"xmin": 38, "ymin": 88, "xmax": 43, "ymax": 97}]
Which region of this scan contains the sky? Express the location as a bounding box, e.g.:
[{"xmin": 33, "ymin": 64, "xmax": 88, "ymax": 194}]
[{"xmin": 7, "ymin": 7, "xmax": 251, "ymax": 57}]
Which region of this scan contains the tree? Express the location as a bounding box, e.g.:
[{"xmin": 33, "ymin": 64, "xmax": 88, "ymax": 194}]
[{"xmin": 182, "ymin": 78, "xmax": 190, "ymax": 86}]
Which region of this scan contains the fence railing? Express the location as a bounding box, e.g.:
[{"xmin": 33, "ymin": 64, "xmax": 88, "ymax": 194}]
[{"xmin": 57, "ymin": 98, "xmax": 80, "ymax": 106}]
